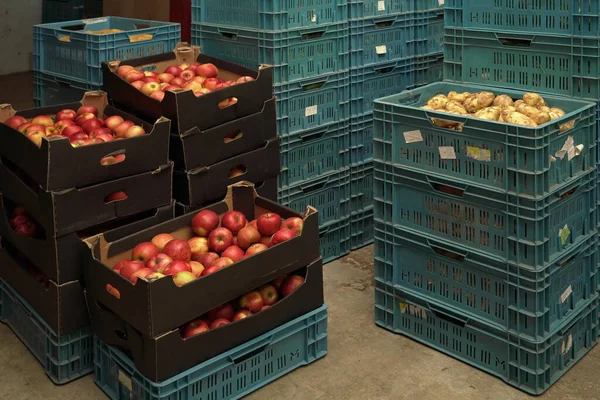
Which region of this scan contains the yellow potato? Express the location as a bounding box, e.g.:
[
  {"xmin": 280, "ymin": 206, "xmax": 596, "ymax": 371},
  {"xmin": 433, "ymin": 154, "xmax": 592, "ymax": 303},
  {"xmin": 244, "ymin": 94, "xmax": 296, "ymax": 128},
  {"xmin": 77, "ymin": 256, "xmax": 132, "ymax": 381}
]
[
  {"xmin": 550, "ymin": 107, "xmax": 566, "ymax": 117},
  {"xmin": 505, "ymin": 112, "xmax": 537, "ymax": 127},
  {"xmin": 431, "ymin": 110, "xmax": 463, "ymax": 129},
  {"xmin": 473, "ymin": 106, "xmax": 501, "ymax": 121},
  {"xmin": 427, "ymin": 95, "xmax": 449, "ymax": 110},
  {"xmin": 523, "ymin": 93, "xmax": 546, "ymax": 108},
  {"xmin": 493, "ymin": 94, "xmax": 514, "ymax": 107},
  {"xmin": 445, "ymin": 100, "xmax": 467, "ymax": 115},
  {"xmin": 464, "ymin": 92, "xmax": 495, "ymax": 113},
  {"xmin": 448, "ymin": 91, "xmax": 471, "ymax": 103}
]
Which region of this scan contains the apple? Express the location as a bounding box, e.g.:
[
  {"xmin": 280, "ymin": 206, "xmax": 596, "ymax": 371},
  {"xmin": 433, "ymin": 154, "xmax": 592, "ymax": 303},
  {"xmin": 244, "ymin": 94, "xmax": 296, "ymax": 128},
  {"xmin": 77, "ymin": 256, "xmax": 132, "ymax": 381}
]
[
  {"xmin": 14, "ymin": 221, "xmax": 36, "ymax": 237},
  {"xmin": 77, "ymin": 105, "xmax": 98, "ymax": 116},
  {"xmin": 211, "ymin": 257, "xmax": 234, "ymax": 269},
  {"xmin": 119, "ymin": 260, "xmax": 145, "ymax": 280},
  {"xmin": 221, "ymin": 211, "xmax": 247, "ymax": 234},
  {"xmin": 17, "ymin": 123, "xmax": 32, "ymax": 133},
  {"xmin": 144, "ymin": 70, "xmax": 158, "ymax": 77},
  {"xmin": 195, "ymin": 252, "xmax": 219, "ymax": 266},
  {"xmin": 31, "ymin": 115, "xmax": 54, "ymax": 127},
  {"xmin": 142, "ymin": 82, "xmax": 161, "ymax": 95},
  {"xmin": 192, "ymin": 210, "xmax": 220, "ymax": 237},
  {"xmin": 61, "ymin": 125, "xmax": 83, "ymax": 138},
  {"xmin": 180, "ymin": 69, "xmax": 196, "ymax": 81},
  {"xmin": 194, "ymin": 88, "xmax": 211, "ymax": 97},
  {"xmin": 271, "ymin": 229, "xmax": 297, "ymax": 246},
  {"xmin": 76, "ymin": 113, "xmax": 96, "ymax": 126},
  {"xmin": 26, "ymin": 124, "xmax": 47, "ymax": 134},
  {"xmin": 280, "ymin": 275, "xmax": 305, "ymax": 297},
  {"xmin": 131, "ymin": 242, "xmax": 160, "ymax": 263},
  {"xmin": 131, "ymin": 80, "xmax": 145, "ymax": 90},
  {"xmin": 210, "ymin": 318, "xmax": 230, "ymax": 329},
  {"xmin": 4, "ymin": 115, "xmax": 28, "ymax": 129},
  {"xmin": 152, "ymin": 233, "xmax": 173, "ymax": 251},
  {"xmin": 170, "ymin": 77, "xmax": 185, "ymax": 87},
  {"xmin": 200, "ymin": 265, "xmax": 222, "ymax": 276},
  {"xmin": 215, "ymin": 83, "xmax": 232, "ymax": 91},
  {"xmin": 126, "ymin": 70, "xmax": 145, "ymax": 83},
  {"xmin": 105, "ymin": 191, "xmax": 128, "ymax": 202},
  {"xmin": 257, "ymin": 213, "xmax": 282, "ymax": 236},
  {"xmin": 221, "ymin": 245, "xmax": 245, "ymax": 262},
  {"xmin": 236, "ymin": 226, "xmax": 261, "ymax": 249},
  {"xmin": 96, "ymin": 133, "xmax": 116, "ymax": 143},
  {"xmin": 146, "ymin": 253, "xmax": 173, "ymax": 272},
  {"xmin": 272, "ymin": 276, "xmax": 285, "ymax": 290},
  {"xmin": 25, "ymin": 131, "xmax": 45, "ymax": 147},
  {"xmin": 113, "ymin": 260, "xmax": 128, "ymax": 274},
  {"xmin": 182, "ymin": 80, "xmax": 203, "ymax": 92},
  {"xmin": 236, "ymin": 76, "xmax": 254, "ymax": 84},
  {"xmin": 188, "ymin": 237, "xmax": 209, "ymax": 259},
  {"xmin": 259, "ymin": 284, "xmax": 279, "ymax": 306},
  {"xmin": 104, "ymin": 115, "xmax": 124, "ymax": 130},
  {"xmin": 197, "ymin": 63, "xmax": 218, "ymax": 78},
  {"xmin": 124, "ymin": 125, "xmax": 146, "ymax": 138},
  {"xmin": 245, "ymin": 243, "xmax": 268, "ymax": 257},
  {"xmin": 178, "ymin": 63, "xmax": 190, "ymax": 71},
  {"xmin": 164, "ymin": 66, "xmax": 182, "ymax": 77},
  {"xmin": 12, "ymin": 206, "xmax": 26, "ymax": 217},
  {"xmin": 129, "ymin": 267, "xmax": 154, "ymax": 284},
  {"xmin": 239, "ymin": 291, "xmax": 263, "ymax": 313},
  {"xmin": 232, "ymin": 236, "xmax": 238, "ymax": 246},
  {"xmin": 163, "ymin": 239, "xmax": 192, "ymax": 262},
  {"xmin": 260, "ymin": 236, "xmax": 272, "ymax": 246},
  {"xmin": 106, "ymin": 284, "xmax": 120, "ymax": 298},
  {"xmin": 249, "ymin": 219, "xmax": 258, "ymax": 230},
  {"xmin": 207, "ymin": 303, "xmax": 234, "ymax": 322},
  {"xmin": 233, "ymin": 310, "xmax": 253, "ymax": 321},
  {"xmin": 193, "ymin": 76, "xmax": 206, "ymax": 85},
  {"xmin": 163, "ymin": 261, "xmax": 192, "ymax": 276},
  {"xmin": 45, "ymin": 126, "xmax": 59, "ymax": 136},
  {"xmin": 69, "ymin": 132, "xmax": 89, "ymax": 143},
  {"xmin": 89, "ymin": 127, "xmax": 113, "ymax": 138},
  {"xmin": 208, "ymin": 227, "xmax": 234, "ymax": 253},
  {"xmin": 142, "ymin": 75, "xmax": 159, "ymax": 83},
  {"xmin": 146, "ymin": 272, "xmax": 166, "ymax": 281},
  {"xmin": 114, "ymin": 121, "xmax": 135, "ymax": 137},
  {"xmin": 203, "ymin": 78, "xmax": 220, "ymax": 90},
  {"xmin": 173, "ymin": 271, "xmax": 197, "ymax": 287},
  {"xmin": 282, "ymin": 217, "xmax": 304, "ymax": 235},
  {"xmin": 117, "ymin": 65, "xmax": 135, "ymax": 78},
  {"xmin": 189, "ymin": 261, "xmax": 205, "ymax": 277},
  {"xmin": 10, "ymin": 214, "xmax": 29, "ymax": 229},
  {"xmin": 181, "ymin": 319, "xmax": 209, "ymax": 338},
  {"xmin": 54, "ymin": 120, "xmax": 76, "ymax": 134},
  {"xmin": 151, "ymin": 91, "xmax": 165, "ymax": 101},
  {"xmin": 81, "ymin": 118, "xmax": 104, "ymax": 133},
  {"xmin": 163, "ymin": 85, "xmax": 180, "ymax": 92},
  {"xmin": 229, "ymin": 167, "xmax": 245, "ymax": 178},
  {"xmin": 157, "ymin": 73, "xmax": 175, "ymax": 83}
]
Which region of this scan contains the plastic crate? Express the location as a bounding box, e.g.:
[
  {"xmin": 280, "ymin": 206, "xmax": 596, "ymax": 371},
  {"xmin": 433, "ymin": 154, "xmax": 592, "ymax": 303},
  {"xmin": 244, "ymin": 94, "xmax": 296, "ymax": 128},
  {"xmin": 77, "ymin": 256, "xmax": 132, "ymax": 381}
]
[
  {"xmin": 279, "ymin": 168, "xmax": 351, "ymax": 228},
  {"xmin": 414, "ymin": 0, "xmax": 443, "ymax": 11},
  {"xmin": 94, "ymin": 305, "xmax": 328, "ymax": 399},
  {"xmin": 320, "ymin": 218, "xmax": 351, "ymax": 263},
  {"xmin": 349, "ymin": 14, "xmax": 415, "ymax": 68},
  {"xmin": 444, "ymin": 0, "xmax": 600, "ymax": 37},
  {"xmin": 192, "ymin": 22, "xmax": 349, "ymax": 85},
  {"xmin": 443, "ymin": 28, "xmax": 600, "ymax": 100},
  {"xmin": 348, "ymin": 0, "xmax": 412, "ymax": 20},
  {"xmin": 274, "ymin": 72, "xmax": 350, "ymax": 137},
  {"xmin": 350, "ymin": 58, "xmax": 415, "ymax": 116},
  {"xmin": 33, "ymin": 71, "xmax": 102, "ymax": 107},
  {"xmin": 350, "ymin": 162, "xmax": 374, "ymax": 211},
  {"xmin": 414, "ymin": 10, "xmax": 444, "ymax": 57},
  {"xmin": 0, "ymin": 279, "xmax": 94, "ymax": 385},
  {"xmin": 33, "ymin": 17, "xmax": 181, "ymax": 86},
  {"xmin": 374, "ymin": 164, "xmax": 597, "ymax": 270},
  {"xmin": 350, "ymin": 113, "xmax": 374, "ymax": 165},
  {"xmin": 351, "ymin": 206, "xmax": 374, "ymax": 250},
  {"xmin": 42, "ymin": 0, "xmax": 103, "ymax": 23},
  {"xmin": 374, "ymin": 220, "xmax": 598, "ymax": 341},
  {"xmin": 413, "ymin": 52, "xmax": 443, "ymax": 87},
  {"xmin": 373, "ymin": 82, "xmax": 597, "ymax": 198},
  {"xmin": 280, "ymin": 120, "xmax": 350, "ymax": 189},
  {"xmin": 193, "ymin": 0, "xmax": 347, "ymax": 30}
]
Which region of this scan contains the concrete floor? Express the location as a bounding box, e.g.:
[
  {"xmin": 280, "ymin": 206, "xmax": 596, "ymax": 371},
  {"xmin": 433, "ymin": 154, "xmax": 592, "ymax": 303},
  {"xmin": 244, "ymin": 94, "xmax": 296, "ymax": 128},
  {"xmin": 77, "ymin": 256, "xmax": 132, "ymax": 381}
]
[{"xmin": 1, "ymin": 246, "xmax": 600, "ymax": 399}]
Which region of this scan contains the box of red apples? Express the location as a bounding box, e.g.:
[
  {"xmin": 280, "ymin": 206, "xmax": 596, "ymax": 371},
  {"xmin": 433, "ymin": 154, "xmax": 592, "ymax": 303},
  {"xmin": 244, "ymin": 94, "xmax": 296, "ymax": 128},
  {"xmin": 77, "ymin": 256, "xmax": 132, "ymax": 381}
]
[
  {"xmin": 101, "ymin": 43, "xmax": 276, "ymax": 170},
  {"xmin": 0, "ymin": 91, "xmax": 171, "ymax": 191},
  {"xmin": 0, "ymin": 204, "xmax": 176, "ymax": 336},
  {"xmin": 173, "ymin": 136, "xmax": 280, "ymax": 207}
]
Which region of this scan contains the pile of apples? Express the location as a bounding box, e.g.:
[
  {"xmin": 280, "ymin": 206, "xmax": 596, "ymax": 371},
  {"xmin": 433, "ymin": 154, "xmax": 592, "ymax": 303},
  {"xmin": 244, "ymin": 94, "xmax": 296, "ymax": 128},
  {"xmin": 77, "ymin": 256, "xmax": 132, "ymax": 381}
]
[
  {"xmin": 180, "ymin": 272, "xmax": 305, "ymax": 338},
  {"xmin": 9, "ymin": 206, "xmax": 38, "ymax": 238},
  {"xmin": 116, "ymin": 63, "xmax": 253, "ymax": 108},
  {"xmin": 110, "ymin": 209, "xmax": 304, "ymax": 290},
  {"xmin": 2, "ymin": 106, "xmax": 146, "ymax": 150}
]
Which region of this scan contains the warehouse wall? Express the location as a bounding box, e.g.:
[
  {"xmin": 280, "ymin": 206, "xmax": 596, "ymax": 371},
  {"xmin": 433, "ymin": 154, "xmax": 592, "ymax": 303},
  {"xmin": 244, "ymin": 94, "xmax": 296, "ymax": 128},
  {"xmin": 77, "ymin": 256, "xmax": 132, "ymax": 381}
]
[{"xmin": 0, "ymin": 0, "xmax": 42, "ymax": 75}]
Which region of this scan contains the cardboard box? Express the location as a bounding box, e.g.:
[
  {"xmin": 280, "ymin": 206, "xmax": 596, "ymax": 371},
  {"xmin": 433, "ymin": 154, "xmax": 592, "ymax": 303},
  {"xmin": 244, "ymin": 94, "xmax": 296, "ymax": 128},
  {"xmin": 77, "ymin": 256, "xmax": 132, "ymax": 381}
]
[
  {"xmin": 173, "ymin": 137, "xmax": 280, "ymax": 207},
  {"xmin": 0, "ymin": 199, "xmax": 175, "ymax": 284},
  {"xmin": 0, "ymin": 91, "xmax": 171, "ymax": 191},
  {"xmin": 0, "ymin": 160, "xmax": 173, "ymax": 237},
  {"xmin": 83, "ymin": 182, "xmax": 320, "ymax": 337},
  {"xmin": 169, "ymin": 97, "xmax": 277, "ymax": 170},
  {"xmin": 102, "ymin": 43, "xmax": 273, "ymax": 135},
  {"xmin": 87, "ymin": 258, "xmax": 324, "ymax": 382}
]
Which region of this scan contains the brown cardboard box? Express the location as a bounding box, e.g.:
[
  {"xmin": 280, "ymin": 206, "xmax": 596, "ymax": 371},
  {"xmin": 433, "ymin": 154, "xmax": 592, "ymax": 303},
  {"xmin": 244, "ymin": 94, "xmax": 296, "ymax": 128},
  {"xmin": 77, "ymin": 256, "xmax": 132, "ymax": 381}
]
[{"xmin": 103, "ymin": 0, "xmax": 170, "ymax": 21}]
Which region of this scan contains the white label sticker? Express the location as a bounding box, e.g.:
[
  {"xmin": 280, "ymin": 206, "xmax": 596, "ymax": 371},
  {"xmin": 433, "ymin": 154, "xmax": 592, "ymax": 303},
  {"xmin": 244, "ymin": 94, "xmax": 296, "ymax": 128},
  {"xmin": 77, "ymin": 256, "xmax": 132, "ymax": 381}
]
[
  {"xmin": 438, "ymin": 0, "xmax": 445, "ymax": 5},
  {"xmin": 562, "ymin": 334, "xmax": 573, "ymax": 354},
  {"xmin": 310, "ymin": 11, "xmax": 317, "ymax": 22},
  {"xmin": 556, "ymin": 136, "xmax": 575, "ymax": 160},
  {"xmin": 466, "ymin": 146, "xmax": 491, "ymax": 162},
  {"xmin": 118, "ymin": 370, "xmax": 133, "ymax": 393},
  {"xmin": 403, "ymin": 130, "xmax": 423, "ymax": 143},
  {"xmin": 378, "ymin": 0, "xmax": 386, "ymax": 11},
  {"xmin": 439, "ymin": 146, "xmax": 456, "ymax": 160},
  {"xmin": 560, "ymin": 285, "xmax": 573, "ymax": 304},
  {"xmin": 305, "ymin": 105, "xmax": 318, "ymax": 117},
  {"xmin": 82, "ymin": 17, "xmax": 108, "ymax": 25},
  {"xmin": 568, "ymin": 144, "xmax": 584, "ymax": 161},
  {"xmin": 376, "ymin": 45, "xmax": 387, "ymax": 55}
]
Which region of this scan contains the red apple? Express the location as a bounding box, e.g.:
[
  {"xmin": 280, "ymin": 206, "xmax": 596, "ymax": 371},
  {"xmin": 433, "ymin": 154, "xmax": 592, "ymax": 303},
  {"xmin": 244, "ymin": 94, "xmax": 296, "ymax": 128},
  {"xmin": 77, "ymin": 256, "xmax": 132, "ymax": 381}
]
[
  {"xmin": 10, "ymin": 215, "xmax": 30, "ymax": 229},
  {"xmin": 14, "ymin": 221, "xmax": 36, "ymax": 237},
  {"xmin": 150, "ymin": 91, "xmax": 165, "ymax": 101},
  {"xmin": 173, "ymin": 271, "xmax": 197, "ymax": 287},
  {"xmin": 208, "ymin": 227, "xmax": 234, "ymax": 253},
  {"xmin": 163, "ymin": 239, "xmax": 192, "ymax": 262},
  {"xmin": 210, "ymin": 318, "xmax": 230, "ymax": 329},
  {"xmin": 114, "ymin": 121, "xmax": 135, "ymax": 138},
  {"xmin": 129, "ymin": 267, "xmax": 154, "ymax": 284},
  {"xmin": 25, "ymin": 124, "xmax": 47, "ymax": 134},
  {"xmin": 106, "ymin": 284, "xmax": 120, "ymax": 298},
  {"xmin": 146, "ymin": 272, "xmax": 166, "ymax": 281},
  {"xmin": 181, "ymin": 319, "xmax": 209, "ymax": 338},
  {"xmin": 271, "ymin": 229, "xmax": 297, "ymax": 246},
  {"xmin": 45, "ymin": 126, "xmax": 58, "ymax": 136},
  {"xmin": 188, "ymin": 237, "xmax": 209, "ymax": 259},
  {"xmin": 236, "ymin": 225, "xmax": 261, "ymax": 249},
  {"xmin": 272, "ymin": 276, "xmax": 285, "ymax": 290},
  {"xmin": 146, "ymin": 253, "xmax": 173, "ymax": 272},
  {"xmin": 126, "ymin": 70, "xmax": 145, "ymax": 83},
  {"xmin": 31, "ymin": 115, "xmax": 54, "ymax": 127},
  {"xmin": 76, "ymin": 113, "xmax": 96, "ymax": 126},
  {"xmin": 12, "ymin": 206, "xmax": 26, "ymax": 217},
  {"xmin": 26, "ymin": 131, "xmax": 45, "ymax": 147},
  {"xmin": 141, "ymin": 82, "xmax": 161, "ymax": 95},
  {"xmin": 117, "ymin": 65, "xmax": 135, "ymax": 78},
  {"xmin": 81, "ymin": 118, "xmax": 104, "ymax": 133},
  {"xmin": 178, "ymin": 63, "xmax": 190, "ymax": 71},
  {"xmin": 119, "ymin": 260, "xmax": 145, "ymax": 280},
  {"xmin": 221, "ymin": 211, "xmax": 247, "ymax": 234},
  {"xmin": 77, "ymin": 105, "xmax": 98, "ymax": 116},
  {"xmin": 245, "ymin": 243, "xmax": 268, "ymax": 257},
  {"xmin": 257, "ymin": 213, "xmax": 282, "ymax": 236},
  {"xmin": 233, "ymin": 310, "xmax": 253, "ymax": 321},
  {"xmin": 131, "ymin": 242, "xmax": 160, "ymax": 263},
  {"xmin": 249, "ymin": 219, "xmax": 258, "ymax": 229},
  {"xmin": 69, "ymin": 132, "xmax": 89, "ymax": 143},
  {"xmin": 61, "ymin": 125, "xmax": 84, "ymax": 138},
  {"xmin": 239, "ymin": 291, "xmax": 264, "ymax": 313},
  {"xmin": 260, "ymin": 236, "xmax": 272, "ymax": 246},
  {"xmin": 124, "ymin": 125, "xmax": 145, "ymax": 138},
  {"xmin": 207, "ymin": 303, "xmax": 234, "ymax": 322},
  {"xmin": 200, "ymin": 265, "xmax": 222, "ymax": 276},
  {"xmin": 221, "ymin": 245, "xmax": 245, "ymax": 262},
  {"xmin": 152, "ymin": 233, "xmax": 173, "ymax": 251},
  {"xmin": 197, "ymin": 63, "xmax": 218, "ymax": 78},
  {"xmin": 191, "ymin": 210, "xmax": 219, "ymax": 236},
  {"xmin": 104, "ymin": 115, "xmax": 124, "ymax": 130},
  {"xmin": 157, "ymin": 73, "xmax": 175, "ymax": 83},
  {"xmin": 236, "ymin": 76, "xmax": 254, "ymax": 84},
  {"xmin": 89, "ymin": 127, "xmax": 112, "ymax": 137},
  {"xmin": 131, "ymin": 80, "xmax": 145, "ymax": 90},
  {"xmin": 56, "ymin": 109, "xmax": 77, "ymax": 121},
  {"xmin": 232, "ymin": 236, "xmax": 238, "ymax": 246},
  {"xmin": 4, "ymin": 115, "xmax": 28, "ymax": 129},
  {"xmin": 194, "ymin": 88, "xmax": 211, "ymax": 97},
  {"xmin": 95, "ymin": 133, "xmax": 115, "ymax": 143},
  {"xmin": 180, "ymin": 69, "xmax": 196, "ymax": 81},
  {"xmin": 259, "ymin": 284, "xmax": 279, "ymax": 306},
  {"xmin": 163, "ymin": 261, "xmax": 192, "ymax": 276},
  {"xmin": 113, "ymin": 259, "xmax": 128, "ymax": 274},
  {"xmin": 195, "ymin": 252, "xmax": 219, "ymax": 266},
  {"xmin": 281, "ymin": 275, "xmax": 305, "ymax": 297},
  {"xmin": 189, "ymin": 261, "xmax": 205, "ymax": 277},
  {"xmin": 170, "ymin": 77, "xmax": 185, "ymax": 87},
  {"xmin": 54, "ymin": 119, "xmax": 76, "ymax": 133},
  {"xmin": 203, "ymin": 78, "xmax": 220, "ymax": 90},
  {"xmin": 163, "ymin": 84, "xmax": 180, "ymax": 92},
  {"xmin": 193, "ymin": 76, "xmax": 206, "ymax": 85},
  {"xmin": 211, "ymin": 257, "xmax": 234, "ymax": 269},
  {"xmin": 142, "ymin": 76, "xmax": 160, "ymax": 84},
  {"xmin": 164, "ymin": 66, "xmax": 182, "ymax": 77},
  {"xmin": 282, "ymin": 217, "xmax": 304, "ymax": 235},
  {"xmin": 105, "ymin": 191, "xmax": 128, "ymax": 202}
]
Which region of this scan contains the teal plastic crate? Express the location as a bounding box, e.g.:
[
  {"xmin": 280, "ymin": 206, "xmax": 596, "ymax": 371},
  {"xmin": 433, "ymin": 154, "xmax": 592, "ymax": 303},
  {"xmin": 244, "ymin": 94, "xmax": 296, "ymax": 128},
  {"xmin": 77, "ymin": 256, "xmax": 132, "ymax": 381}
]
[
  {"xmin": 444, "ymin": 0, "xmax": 600, "ymax": 37},
  {"xmin": 0, "ymin": 279, "xmax": 94, "ymax": 385},
  {"xmin": 320, "ymin": 218, "xmax": 351, "ymax": 263},
  {"xmin": 33, "ymin": 17, "xmax": 181, "ymax": 86},
  {"xmin": 443, "ymin": 28, "xmax": 600, "ymax": 100},
  {"xmin": 413, "ymin": 52, "xmax": 443, "ymax": 87},
  {"xmin": 373, "ymin": 82, "xmax": 597, "ymax": 198},
  {"xmin": 351, "ymin": 206, "xmax": 374, "ymax": 250},
  {"xmin": 349, "ymin": 14, "xmax": 415, "ymax": 68},
  {"xmin": 280, "ymin": 120, "xmax": 350, "ymax": 189},
  {"xmin": 94, "ymin": 305, "xmax": 328, "ymax": 399},
  {"xmin": 374, "ymin": 220, "xmax": 598, "ymax": 341},
  {"xmin": 375, "ymin": 283, "xmax": 599, "ymax": 395},
  {"xmin": 374, "ymin": 163, "xmax": 597, "ymax": 270},
  {"xmin": 414, "ymin": 10, "xmax": 444, "ymax": 57},
  {"xmin": 274, "ymin": 72, "xmax": 350, "ymax": 137},
  {"xmin": 193, "ymin": 22, "xmax": 349, "ymax": 85},
  {"xmin": 42, "ymin": 0, "xmax": 103, "ymax": 23},
  {"xmin": 350, "ymin": 162, "xmax": 373, "ymax": 211},
  {"xmin": 279, "ymin": 168, "xmax": 351, "ymax": 227},
  {"xmin": 193, "ymin": 0, "xmax": 347, "ymax": 30},
  {"xmin": 348, "ymin": 0, "xmax": 412, "ymax": 19},
  {"xmin": 34, "ymin": 71, "xmax": 102, "ymax": 107},
  {"xmin": 350, "ymin": 113, "xmax": 374, "ymax": 165},
  {"xmin": 350, "ymin": 58, "xmax": 415, "ymax": 116}
]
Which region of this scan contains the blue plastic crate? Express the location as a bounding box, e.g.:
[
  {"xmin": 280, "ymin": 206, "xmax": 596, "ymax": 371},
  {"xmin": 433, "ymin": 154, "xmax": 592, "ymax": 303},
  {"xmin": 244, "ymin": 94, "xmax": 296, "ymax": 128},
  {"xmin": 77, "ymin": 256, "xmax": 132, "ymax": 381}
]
[
  {"xmin": 349, "ymin": 14, "xmax": 415, "ymax": 68},
  {"xmin": 413, "ymin": 52, "xmax": 443, "ymax": 87},
  {"xmin": 348, "ymin": 0, "xmax": 413, "ymax": 20},
  {"xmin": 0, "ymin": 279, "xmax": 94, "ymax": 385},
  {"xmin": 34, "ymin": 71, "xmax": 102, "ymax": 107},
  {"xmin": 444, "ymin": 28, "xmax": 600, "ymax": 100},
  {"xmin": 42, "ymin": 0, "xmax": 103, "ymax": 23},
  {"xmin": 193, "ymin": 0, "xmax": 347, "ymax": 30},
  {"xmin": 351, "ymin": 206, "xmax": 374, "ymax": 250},
  {"xmin": 320, "ymin": 217, "xmax": 351, "ymax": 263},
  {"xmin": 350, "ymin": 58, "xmax": 415, "ymax": 116},
  {"xmin": 374, "ymin": 163, "xmax": 597, "ymax": 270},
  {"xmin": 375, "ymin": 283, "xmax": 599, "ymax": 395},
  {"xmin": 274, "ymin": 72, "xmax": 350, "ymax": 137},
  {"xmin": 374, "ymin": 220, "xmax": 598, "ymax": 342},
  {"xmin": 350, "ymin": 162, "xmax": 374, "ymax": 211},
  {"xmin": 279, "ymin": 168, "xmax": 351, "ymax": 227},
  {"xmin": 280, "ymin": 120, "xmax": 350, "ymax": 189},
  {"xmin": 444, "ymin": 0, "xmax": 600, "ymax": 37},
  {"xmin": 350, "ymin": 113, "xmax": 374, "ymax": 165},
  {"xmin": 94, "ymin": 305, "xmax": 328, "ymax": 399},
  {"xmin": 193, "ymin": 22, "xmax": 349, "ymax": 86},
  {"xmin": 373, "ymin": 82, "xmax": 597, "ymax": 198},
  {"xmin": 33, "ymin": 17, "xmax": 181, "ymax": 86},
  {"xmin": 414, "ymin": 10, "xmax": 444, "ymax": 57}
]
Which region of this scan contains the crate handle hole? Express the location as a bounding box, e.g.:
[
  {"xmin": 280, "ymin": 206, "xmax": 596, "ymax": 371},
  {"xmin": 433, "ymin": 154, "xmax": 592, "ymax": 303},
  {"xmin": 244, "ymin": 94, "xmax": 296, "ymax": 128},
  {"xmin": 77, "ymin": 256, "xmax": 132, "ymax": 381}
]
[
  {"xmin": 229, "ymin": 165, "xmax": 246, "ymax": 179},
  {"xmin": 104, "ymin": 191, "xmax": 128, "ymax": 203},
  {"xmin": 232, "ymin": 345, "xmax": 269, "ymax": 364},
  {"xmin": 224, "ymin": 131, "xmax": 243, "ymax": 143},
  {"xmin": 431, "ymin": 246, "xmax": 465, "ymax": 262},
  {"xmin": 221, "ymin": 32, "xmax": 237, "ymax": 40},
  {"xmin": 375, "ymin": 21, "xmax": 394, "ymax": 28},
  {"xmin": 302, "ymin": 31, "xmax": 325, "ymax": 40},
  {"xmin": 106, "ymin": 284, "xmax": 121, "ymax": 299},
  {"xmin": 302, "ymin": 81, "xmax": 325, "ymax": 91},
  {"xmin": 61, "ymin": 24, "xmax": 85, "ymax": 31},
  {"xmin": 431, "ymin": 183, "xmax": 464, "ymax": 198},
  {"xmin": 498, "ymin": 37, "xmax": 532, "ymax": 48},
  {"xmin": 429, "ymin": 306, "xmax": 467, "ymax": 327},
  {"xmin": 100, "ymin": 153, "xmax": 126, "ymax": 166},
  {"xmin": 556, "ymin": 252, "xmax": 577, "ymax": 267},
  {"xmin": 559, "ymin": 187, "xmax": 576, "ymax": 200},
  {"xmin": 115, "ymin": 330, "xmax": 127, "ymax": 340},
  {"xmin": 218, "ymin": 97, "xmax": 238, "ymax": 109},
  {"xmin": 135, "ymin": 24, "xmax": 151, "ymax": 29},
  {"xmin": 429, "ymin": 117, "xmax": 464, "ymax": 131},
  {"xmin": 375, "ymin": 67, "xmax": 394, "ymax": 75}
]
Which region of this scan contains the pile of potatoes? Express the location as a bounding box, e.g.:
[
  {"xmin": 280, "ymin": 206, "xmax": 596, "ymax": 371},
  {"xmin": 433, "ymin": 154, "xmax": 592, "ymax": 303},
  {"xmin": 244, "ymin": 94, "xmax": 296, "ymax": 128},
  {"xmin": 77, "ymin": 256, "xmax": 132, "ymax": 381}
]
[{"xmin": 421, "ymin": 91, "xmax": 573, "ymax": 131}]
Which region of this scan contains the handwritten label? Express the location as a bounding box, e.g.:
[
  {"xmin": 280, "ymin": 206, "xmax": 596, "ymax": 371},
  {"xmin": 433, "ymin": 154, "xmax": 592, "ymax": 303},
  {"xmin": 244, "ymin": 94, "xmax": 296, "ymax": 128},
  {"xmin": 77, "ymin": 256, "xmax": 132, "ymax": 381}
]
[
  {"xmin": 560, "ymin": 285, "xmax": 573, "ymax": 304},
  {"xmin": 376, "ymin": 45, "xmax": 387, "ymax": 55},
  {"xmin": 305, "ymin": 105, "xmax": 318, "ymax": 117},
  {"xmin": 439, "ymin": 146, "xmax": 456, "ymax": 160},
  {"xmin": 559, "ymin": 224, "xmax": 571, "ymax": 246},
  {"xmin": 403, "ymin": 130, "xmax": 423, "ymax": 143},
  {"xmin": 466, "ymin": 146, "xmax": 491, "ymax": 162},
  {"xmin": 378, "ymin": 0, "xmax": 386, "ymax": 11}
]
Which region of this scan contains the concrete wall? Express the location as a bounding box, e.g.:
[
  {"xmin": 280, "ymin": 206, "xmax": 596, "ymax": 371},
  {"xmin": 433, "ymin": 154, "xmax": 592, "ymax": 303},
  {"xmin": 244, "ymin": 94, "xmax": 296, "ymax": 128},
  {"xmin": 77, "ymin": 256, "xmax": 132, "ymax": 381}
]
[{"xmin": 0, "ymin": 0, "xmax": 42, "ymax": 74}]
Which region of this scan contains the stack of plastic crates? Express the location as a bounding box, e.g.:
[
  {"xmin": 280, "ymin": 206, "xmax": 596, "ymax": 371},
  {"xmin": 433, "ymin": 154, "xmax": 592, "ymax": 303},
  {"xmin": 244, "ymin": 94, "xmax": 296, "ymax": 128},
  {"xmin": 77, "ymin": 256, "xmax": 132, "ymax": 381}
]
[
  {"xmin": 42, "ymin": 0, "xmax": 103, "ymax": 23},
  {"xmin": 192, "ymin": 0, "xmax": 352, "ymax": 262},
  {"xmin": 348, "ymin": 0, "xmax": 444, "ymax": 250}
]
